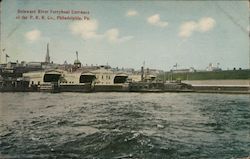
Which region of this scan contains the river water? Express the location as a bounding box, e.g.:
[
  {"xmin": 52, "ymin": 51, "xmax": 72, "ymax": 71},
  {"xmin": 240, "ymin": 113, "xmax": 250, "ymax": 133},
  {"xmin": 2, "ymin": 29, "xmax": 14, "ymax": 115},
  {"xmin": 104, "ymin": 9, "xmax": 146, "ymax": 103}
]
[{"xmin": 0, "ymin": 92, "xmax": 249, "ymax": 159}]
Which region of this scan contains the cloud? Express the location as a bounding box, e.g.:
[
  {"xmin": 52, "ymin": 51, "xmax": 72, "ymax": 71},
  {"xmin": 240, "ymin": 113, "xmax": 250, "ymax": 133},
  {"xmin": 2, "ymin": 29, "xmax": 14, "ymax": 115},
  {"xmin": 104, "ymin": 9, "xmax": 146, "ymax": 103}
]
[
  {"xmin": 179, "ymin": 21, "xmax": 197, "ymax": 38},
  {"xmin": 126, "ymin": 10, "xmax": 138, "ymax": 17},
  {"xmin": 198, "ymin": 17, "xmax": 216, "ymax": 32},
  {"xmin": 147, "ymin": 14, "xmax": 168, "ymax": 28},
  {"xmin": 70, "ymin": 20, "xmax": 133, "ymax": 43},
  {"xmin": 69, "ymin": 20, "xmax": 102, "ymax": 40},
  {"xmin": 179, "ymin": 17, "xmax": 216, "ymax": 38},
  {"xmin": 105, "ymin": 28, "xmax": 134, "ymax": 43},
  {"xmin": 25, "ymin": 29, "xmax": 41, "ymax": 42}
]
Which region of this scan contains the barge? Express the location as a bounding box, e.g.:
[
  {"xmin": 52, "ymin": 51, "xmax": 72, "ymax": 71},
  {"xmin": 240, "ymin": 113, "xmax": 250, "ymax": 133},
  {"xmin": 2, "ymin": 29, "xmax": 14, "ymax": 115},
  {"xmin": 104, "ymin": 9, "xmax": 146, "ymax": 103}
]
[{"xmin": 129, "ymin": 81, "xmax": 193, "ymax": 92}]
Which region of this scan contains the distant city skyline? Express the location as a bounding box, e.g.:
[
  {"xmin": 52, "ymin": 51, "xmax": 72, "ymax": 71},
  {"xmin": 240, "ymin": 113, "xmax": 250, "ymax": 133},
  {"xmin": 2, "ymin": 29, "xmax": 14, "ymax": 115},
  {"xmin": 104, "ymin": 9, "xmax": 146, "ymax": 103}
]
[{"xmin": 0, "ymin": 0, "xmax": 249, "ymax": 71}]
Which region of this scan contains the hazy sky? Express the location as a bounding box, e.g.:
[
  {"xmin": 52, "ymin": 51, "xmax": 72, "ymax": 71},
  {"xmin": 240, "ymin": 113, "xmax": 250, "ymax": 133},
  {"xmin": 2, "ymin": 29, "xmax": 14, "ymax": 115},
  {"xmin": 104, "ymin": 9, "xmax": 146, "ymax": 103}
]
[{"xmin": 0, "ymin": 0, "xmax": 249, "ymax": 70}]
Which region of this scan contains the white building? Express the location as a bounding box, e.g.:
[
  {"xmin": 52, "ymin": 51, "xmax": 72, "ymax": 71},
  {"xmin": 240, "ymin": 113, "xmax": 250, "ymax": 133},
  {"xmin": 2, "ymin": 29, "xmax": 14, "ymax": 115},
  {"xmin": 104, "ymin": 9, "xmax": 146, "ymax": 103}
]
[{"xmin": 23, "ymin": 66, "xmax": 129, "ymax": 87}]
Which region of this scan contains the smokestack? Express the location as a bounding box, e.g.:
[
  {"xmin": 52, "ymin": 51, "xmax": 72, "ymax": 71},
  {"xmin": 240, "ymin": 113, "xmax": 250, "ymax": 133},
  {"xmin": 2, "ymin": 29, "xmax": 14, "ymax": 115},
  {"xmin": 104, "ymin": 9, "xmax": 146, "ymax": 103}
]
[
  {"xmin": 141, "ymin": 66, "xmax": 144, "ymax": 81},
  {"xmin": 76, "ymin": 51, "xmax": 79, "ymax": 61}
]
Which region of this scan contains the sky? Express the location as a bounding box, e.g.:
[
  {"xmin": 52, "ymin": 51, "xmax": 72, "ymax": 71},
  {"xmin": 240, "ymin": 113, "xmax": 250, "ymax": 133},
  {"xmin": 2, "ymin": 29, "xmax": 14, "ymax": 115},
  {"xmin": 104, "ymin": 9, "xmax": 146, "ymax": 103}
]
[{"xmin": 0, "ymin": 0, "xmax": 249, "ymax": 71}]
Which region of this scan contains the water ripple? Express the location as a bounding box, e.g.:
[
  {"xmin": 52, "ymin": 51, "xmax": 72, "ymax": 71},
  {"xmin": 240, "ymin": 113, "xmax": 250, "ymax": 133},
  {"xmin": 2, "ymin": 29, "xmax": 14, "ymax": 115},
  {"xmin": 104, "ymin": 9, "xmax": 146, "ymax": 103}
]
[{"xmin": 0, "ymin": 93, "xmax": 249, "ymax": 158}]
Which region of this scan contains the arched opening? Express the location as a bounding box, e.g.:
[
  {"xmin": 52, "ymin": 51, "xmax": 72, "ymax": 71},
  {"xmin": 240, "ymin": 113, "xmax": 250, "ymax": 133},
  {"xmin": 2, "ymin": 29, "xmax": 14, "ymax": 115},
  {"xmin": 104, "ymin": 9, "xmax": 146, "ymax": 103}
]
[
  {"xmin": 79, "ymin": 73, "xmax": 96, "ymax": 83},
  {"xmin": 114, "ymin": 75, "xmax": 128, "ymax": 84},
  {"xmin": 43, "ymin": 74, "xmax": 61, "ymax": 82},
  {"xmin": 43, "ymin": 71, "xmax": 62, "ymax": 83}
]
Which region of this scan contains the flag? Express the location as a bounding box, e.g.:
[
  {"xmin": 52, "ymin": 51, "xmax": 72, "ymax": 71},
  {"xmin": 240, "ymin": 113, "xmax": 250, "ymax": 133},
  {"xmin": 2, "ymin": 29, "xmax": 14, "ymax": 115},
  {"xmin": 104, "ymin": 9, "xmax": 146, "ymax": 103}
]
[{"xmin": 6, "ymin": 54, "xmax": 9, "ymax": 58}]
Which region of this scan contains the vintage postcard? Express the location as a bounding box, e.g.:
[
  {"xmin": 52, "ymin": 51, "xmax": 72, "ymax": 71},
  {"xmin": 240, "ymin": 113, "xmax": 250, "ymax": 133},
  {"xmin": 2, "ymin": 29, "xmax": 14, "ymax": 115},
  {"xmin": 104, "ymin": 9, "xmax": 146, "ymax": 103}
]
[{"xmin": 0, "ymin": 0, "xmax": 249, "ymax": 158}]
